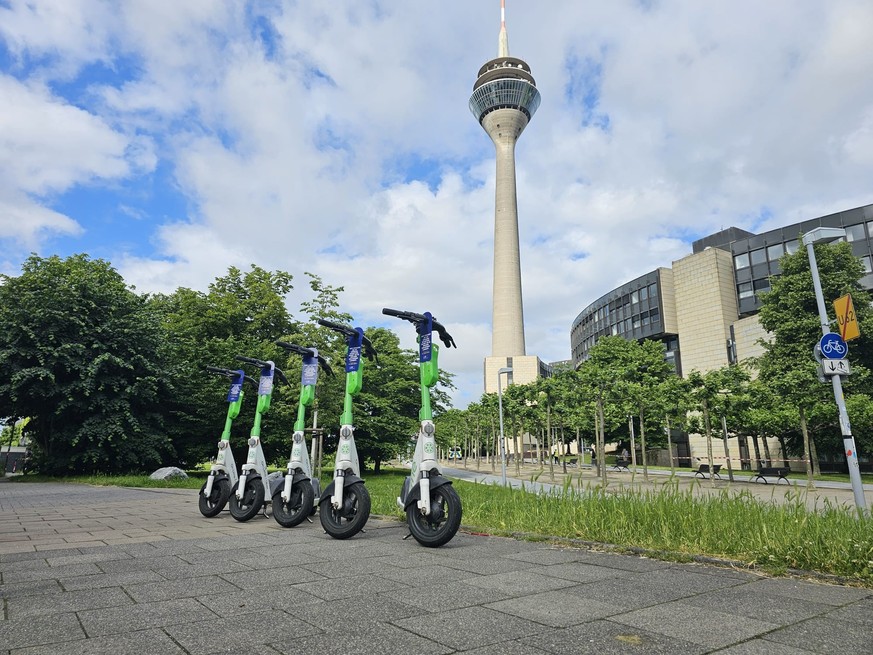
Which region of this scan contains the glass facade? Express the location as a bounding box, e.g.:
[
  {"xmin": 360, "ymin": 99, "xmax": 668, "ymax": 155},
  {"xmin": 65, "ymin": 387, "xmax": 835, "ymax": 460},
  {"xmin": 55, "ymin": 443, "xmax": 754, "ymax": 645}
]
[
  {"xmin": 732, "ymin": 204, "xmax": 873, "ymax": 316},
  {"xmin": 469, "ymin": 78, "xmax": 541, "ymax": 122},
  {"xmin": 571, "ymin": 270, "xmax": 677, "ymax": 371}
]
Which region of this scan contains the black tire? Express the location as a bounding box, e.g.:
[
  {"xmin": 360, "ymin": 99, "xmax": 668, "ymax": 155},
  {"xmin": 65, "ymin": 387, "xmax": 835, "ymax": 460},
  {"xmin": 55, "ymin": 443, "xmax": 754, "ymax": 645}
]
[
  {"xmin": 406, "ymin": 483, "xmax": 462, "ymax": 548},
  {"xmin": 198, "ymin": 477, "xmax": 231, "ymax": 518},
  {"xmin": 319, "ymin": 481, "xmax": 370, "ymax": 539},
  {"xmin": 272, "ymin": 478, "xmax": 314, "ymax": 528},
  {"xmin": 229, "ymin": 478, "xmax": 265, "ymax": 522}
]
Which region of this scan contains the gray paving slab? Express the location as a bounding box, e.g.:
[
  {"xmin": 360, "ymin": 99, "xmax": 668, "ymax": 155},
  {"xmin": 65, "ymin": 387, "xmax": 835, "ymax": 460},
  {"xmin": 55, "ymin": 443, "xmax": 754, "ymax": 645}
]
[
  {"xmin": 761, "ymin": 616, "xmax": 873, "ymax": 654},
  {"xmin": 520, "ymin": 619, "xmax": 710, "ymax": 654},
  {"xmin": 10, "ymin": 628, "xmax": 187, "ymax": 655},
  {"xmin": 1, "ymin": 480, "xmax": 872, "ymax": 654},
  {"xmin": 162, "ymin": 608, "xmax": 320, "ymax": 655}
]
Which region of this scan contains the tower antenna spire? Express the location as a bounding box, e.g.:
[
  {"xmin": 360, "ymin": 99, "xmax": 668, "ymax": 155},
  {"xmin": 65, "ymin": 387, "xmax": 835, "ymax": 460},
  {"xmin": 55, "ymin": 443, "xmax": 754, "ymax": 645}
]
[{"xmin": 498, "ymin": 0, "xmax": 509, "ymax": 57}]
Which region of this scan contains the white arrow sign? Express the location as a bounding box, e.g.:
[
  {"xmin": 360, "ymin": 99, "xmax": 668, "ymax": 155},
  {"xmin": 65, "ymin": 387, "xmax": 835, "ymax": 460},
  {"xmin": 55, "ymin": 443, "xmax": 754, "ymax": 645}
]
[{"xmin": 822, "ymin": 359, "xmax": 851, "ymax": 376}]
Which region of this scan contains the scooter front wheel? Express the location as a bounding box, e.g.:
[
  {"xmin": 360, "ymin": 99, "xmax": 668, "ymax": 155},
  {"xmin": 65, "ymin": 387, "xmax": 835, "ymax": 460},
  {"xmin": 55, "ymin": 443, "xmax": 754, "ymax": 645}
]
[
  {"xmin": 198, "ymin": 477, "xmax": 231, "ymax": 518},
  {"xmin": 319, "ymin": 481, "xmax": 370, "ymax": 539},
  {"xmin": 272, "ymin": 479, "xmax": 314, "ymax": 528},
  {"xmin": 229, "ymin": 479, "xmax": 265, "ymax": 522},
  {"xmin": 406, "ymin": 483, "xmax": 462, "ymax": 548}
]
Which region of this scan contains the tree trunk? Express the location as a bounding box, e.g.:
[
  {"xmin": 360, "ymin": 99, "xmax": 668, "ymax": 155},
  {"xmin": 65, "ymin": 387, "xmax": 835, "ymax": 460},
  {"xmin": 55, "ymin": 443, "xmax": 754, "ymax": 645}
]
[
  {"xmin": 639, "ymin": 408, "xmax": 648, "ymax": 482},
  {"xmin": 720, "ymin": 414, "xmax": 734, "ymax": 482},
  {"xmin": 491, "ymin": 416, "xmax": 497, "ymax": 473},
  {"xmin": 809, "ymin": 428, "xmax": 821, "ymax": 477},
  {"xmin": 751, "ymin": 433, "xmax": 762, "ymax": 469},
  {"xmin": 799, "ymin": 406, "xmax": 816, "ymax": 489},
  {"xmin": 665, "ymin": 415, "xmax": 675, "ymax": 476},
  {"xmin": 628, "ymin": 415, "xmax": 637, "ymax": 477},
  {"xmin": 514, "ymin": 419, "xmax": 521, "ymax": 476},
  {"xmin": 547, "ymin": 402, "xmax": 554, "ymax": 482},
  {"xmin": 703, "ymin": 399, "xmax": 715, "ymax": 489}
]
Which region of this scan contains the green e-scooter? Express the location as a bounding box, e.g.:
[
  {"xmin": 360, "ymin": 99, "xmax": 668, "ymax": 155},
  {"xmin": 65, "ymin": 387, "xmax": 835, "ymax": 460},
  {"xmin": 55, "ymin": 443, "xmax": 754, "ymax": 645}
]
[
  {"xmin": 316, "ymin": 318, "xmax": 378, "ymax": 539},
  {"xmin": 382, "ymin": 308, "xmax": 461, "ymax": 547},
  {"xmin": 198, "ymin": 366, "xmax": 256, "ymax": 518},
  {"xmin": 229, "ymin": 356, "xmax": 289, "ymax": 522},
  {"xmin": 272, "ymin": 341, "xmax": 333, "ymax": 528}
]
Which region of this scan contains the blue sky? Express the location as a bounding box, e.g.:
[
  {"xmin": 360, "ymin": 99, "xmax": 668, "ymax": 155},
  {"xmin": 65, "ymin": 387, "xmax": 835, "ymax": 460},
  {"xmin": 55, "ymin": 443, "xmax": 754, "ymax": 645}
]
[{"xmin": 2, "ymin": 1, "xmax": 873, "ymax": 407}]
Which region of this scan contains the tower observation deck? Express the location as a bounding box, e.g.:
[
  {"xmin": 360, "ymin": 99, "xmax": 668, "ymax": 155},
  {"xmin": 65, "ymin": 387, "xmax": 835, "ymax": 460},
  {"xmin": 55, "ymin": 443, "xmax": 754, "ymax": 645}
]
[{"xmin": 469, "ymin": 2, "xmax": 540, "ymax": 361}]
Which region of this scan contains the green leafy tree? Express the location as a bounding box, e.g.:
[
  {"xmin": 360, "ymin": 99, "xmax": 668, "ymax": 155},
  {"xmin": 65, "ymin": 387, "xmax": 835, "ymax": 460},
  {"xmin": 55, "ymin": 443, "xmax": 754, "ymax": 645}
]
[
  {"xmin": 756, "ymin": 239, "xmax": 873, "ymax": 472},
  {"xmin": 0, "ymin": 254, "xmax": 170, "ymax": 474},
  {"xmin": 151, "ymin": 265, "xmax": 297, "ymax": 467}
]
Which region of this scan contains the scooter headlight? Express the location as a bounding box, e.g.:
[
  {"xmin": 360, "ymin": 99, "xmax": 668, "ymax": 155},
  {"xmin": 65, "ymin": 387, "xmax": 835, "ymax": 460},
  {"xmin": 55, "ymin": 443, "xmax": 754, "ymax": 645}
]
[
  {"xmin": 217, "ymin": 441, "xmax": 227, "ymax": 450},
  {"xmin": 248, "ymin": 437, "xmax": 259, "ymax": 447},
  {"xmin": 340, "ymin": 426, "xmax": 353, "ymax": 439},
  {"xmin": 423, "ymin": 422, "xmax": 435, "ymax": 435}
]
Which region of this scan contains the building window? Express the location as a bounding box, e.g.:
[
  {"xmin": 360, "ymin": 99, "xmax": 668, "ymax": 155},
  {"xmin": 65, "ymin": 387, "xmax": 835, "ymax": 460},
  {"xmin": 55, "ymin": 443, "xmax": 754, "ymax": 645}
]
[
  {"xmin": 734, "ymin": 253, "xmax": 750, "ymax": 270},
  {"xmin": 631, "ymin": 290, "xmax": 639, "ymax": 304},
  {"xmin": 785, "ymin": 239, "xmax": 799, "ymax": 254},
  {"xmin": 650, "ymin": 307, "xmax": 660, "ymax": 324},
  {"xmin": 846, "ymin": 224, "xmax": 866, "ymax": 242},
  {"xmin": 862, "ymin": 256, "xmax": 872, "ymax": 274},
  {"xmin": 640, "ymin": 286, "xmax": 648, "ymax": 301},
  {"xmin": 648, "ymin": 283, "xmax": 658, "ymax": 299},
  {"xmin": 750, "ymin": 248, "xmax": 767, "ymax": 266},
  {"xmin": 738, "ymin": 282, "xmax": 753, "ymax": 299},
  {"xmin": 753, "ymin": 278, "xmax": 771, "ymax": 295},
  {"xmin": 766, "ymin": 243, "xmax": 784, "ymax": 261}
]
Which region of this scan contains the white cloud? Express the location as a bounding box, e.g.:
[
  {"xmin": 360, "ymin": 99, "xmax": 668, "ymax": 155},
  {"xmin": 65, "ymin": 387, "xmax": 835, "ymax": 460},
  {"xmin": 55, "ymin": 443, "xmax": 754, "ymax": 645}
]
[{"xmin": 3, "ymin": 0, "xmax": 873, "ymax": 406}]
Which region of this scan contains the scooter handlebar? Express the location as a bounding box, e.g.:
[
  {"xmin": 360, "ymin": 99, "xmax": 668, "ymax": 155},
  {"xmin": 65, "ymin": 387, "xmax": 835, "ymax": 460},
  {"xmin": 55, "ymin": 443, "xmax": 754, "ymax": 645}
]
[
  {"xmin": 275, "ymin": 340, "xmax": 334, "ymax": 376},
  {"xmin": 316, "ymin": 318, "xmax": 356, "ymax": 337},
  {"xmin": 205, "ymin": 366, "xmax": 257, "ymax": 387},
  {"xmin": 382, "ymin": 307, "xmax": 456, "ymax": 348},
  {"xmin": 236, "ymin": 355, "xmax": 268, "ymax": 367}
]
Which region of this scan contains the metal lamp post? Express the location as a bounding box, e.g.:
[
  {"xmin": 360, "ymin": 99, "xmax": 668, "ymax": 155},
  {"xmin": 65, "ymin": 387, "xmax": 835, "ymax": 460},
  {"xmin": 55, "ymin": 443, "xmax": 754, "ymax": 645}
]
[
  {"xmin": 802, "ymin": 227, "xmax": 868, "ymax": 515},
  {"xmin": 497, "ymin": 367, "xmax": 512, "ymax": 486}
]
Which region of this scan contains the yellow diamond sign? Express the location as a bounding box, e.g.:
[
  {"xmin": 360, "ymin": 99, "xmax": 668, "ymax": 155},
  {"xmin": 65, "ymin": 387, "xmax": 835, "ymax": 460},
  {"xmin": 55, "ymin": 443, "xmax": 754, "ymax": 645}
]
[{"xmin": 834, "ymin": 294, "xmax": 860, "ymax": 341}]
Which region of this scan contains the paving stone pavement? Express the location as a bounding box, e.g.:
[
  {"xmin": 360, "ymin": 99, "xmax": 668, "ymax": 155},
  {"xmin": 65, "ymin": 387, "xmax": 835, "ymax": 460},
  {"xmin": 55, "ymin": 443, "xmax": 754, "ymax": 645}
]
[{"xmin": 1, "ymin": 481, "xmax": 871, "ymax": 654}]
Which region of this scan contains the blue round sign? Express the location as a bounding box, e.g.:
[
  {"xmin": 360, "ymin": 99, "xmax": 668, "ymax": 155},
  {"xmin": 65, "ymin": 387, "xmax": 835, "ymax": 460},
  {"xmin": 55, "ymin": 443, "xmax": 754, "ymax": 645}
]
[{"xmin": 819, "ymin": 333, "xmax": 848, "ymax": 360}]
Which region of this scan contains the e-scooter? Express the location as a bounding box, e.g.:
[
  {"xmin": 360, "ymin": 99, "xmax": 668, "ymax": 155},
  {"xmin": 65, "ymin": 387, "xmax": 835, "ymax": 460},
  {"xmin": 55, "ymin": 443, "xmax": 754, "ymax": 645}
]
[
  {"xmin": 382, "ymin": 308, "xmax": 462, "ymax": 547},
  {"xmin": 316, "ymin": 318, "xmax": 378, "ymax": 539},
  {"xmin": 229, "ymin": 356, "xmax": 289, "ymax": 522},
  {"xmin": 272, "ymin": 341, "xmax": 333, "ymax": 528},
  {"xmin": 198, "ymin": 366, "xmax": 256, "ymax": 517}
]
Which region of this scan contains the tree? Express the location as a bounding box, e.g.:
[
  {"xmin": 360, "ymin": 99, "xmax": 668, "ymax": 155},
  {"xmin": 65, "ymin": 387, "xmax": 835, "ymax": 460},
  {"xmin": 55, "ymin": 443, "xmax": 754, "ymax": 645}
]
[
  {"xmin": 151, "ymin": 265, "xmax": 298, "ymax": 467},
  {"xmin": 756, "ymin": 239, "xmax": 873, "ymax": 472},
  {"xmin": 0, "ymin": 254, "xmax": 170, "ymax": 474}
]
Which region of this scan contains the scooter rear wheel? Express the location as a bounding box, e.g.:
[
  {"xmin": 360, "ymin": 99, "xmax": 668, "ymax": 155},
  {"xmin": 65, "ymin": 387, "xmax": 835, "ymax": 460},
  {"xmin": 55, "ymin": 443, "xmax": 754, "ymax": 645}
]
[
  {"xmin": 319, "ymin": 481, "xmax": 370, "ymax": 539},
  {"xmin": 406, "ymin": 483, "xmax": 462, "ymax": 548},
  {"xmin": 229, "ymin": 479, "xmax": 265, "ymax": 522},
  {"xmin": 272, "ymin": 479, "xmax": 314, "ymax": 528},
  {"xmin": 198, "ymin": 477, "xmax": 230, "ymax": 518}
]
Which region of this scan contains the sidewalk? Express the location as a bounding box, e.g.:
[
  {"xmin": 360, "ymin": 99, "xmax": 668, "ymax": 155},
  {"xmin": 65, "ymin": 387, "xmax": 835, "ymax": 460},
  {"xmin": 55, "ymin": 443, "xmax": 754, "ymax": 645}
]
[{"xmin": 1, "ymin": 480, "xmax": 871, "ymax": 654}]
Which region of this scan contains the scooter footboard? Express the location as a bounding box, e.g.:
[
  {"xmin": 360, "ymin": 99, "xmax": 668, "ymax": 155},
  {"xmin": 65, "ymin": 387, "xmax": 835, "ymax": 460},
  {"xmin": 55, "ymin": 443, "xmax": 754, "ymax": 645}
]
[{"xmin": 402, "ymin": 474, "xmax": 452, "ymax": 511}]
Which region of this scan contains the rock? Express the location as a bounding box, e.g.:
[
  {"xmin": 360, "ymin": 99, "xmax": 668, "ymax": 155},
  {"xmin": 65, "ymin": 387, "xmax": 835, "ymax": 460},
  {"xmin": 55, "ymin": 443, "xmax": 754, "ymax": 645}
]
[{"xmin": 149, "ymin": 466, "xmax": 189, "ymax": 481}]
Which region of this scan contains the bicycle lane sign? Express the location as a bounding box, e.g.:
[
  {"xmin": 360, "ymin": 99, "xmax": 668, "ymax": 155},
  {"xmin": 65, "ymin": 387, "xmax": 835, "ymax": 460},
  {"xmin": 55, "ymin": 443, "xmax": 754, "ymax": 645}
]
[{"xmin": 819, "ymin": 333, "xmax": 848, "ymax": 360}]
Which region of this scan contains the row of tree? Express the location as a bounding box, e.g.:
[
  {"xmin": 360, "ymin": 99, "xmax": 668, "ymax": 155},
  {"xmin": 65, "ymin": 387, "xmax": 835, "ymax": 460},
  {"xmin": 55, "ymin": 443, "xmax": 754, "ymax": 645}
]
[
  {"xmin": 1, "ymin": 239, "xmax": 869, "ymax": 477},
  {"xmin": 0, "ymin": 254, "xmax": 450, "ymax": 475},
  {"xmin": 434, "ymin": 240, "xmax": 873, "ymax": 481}
]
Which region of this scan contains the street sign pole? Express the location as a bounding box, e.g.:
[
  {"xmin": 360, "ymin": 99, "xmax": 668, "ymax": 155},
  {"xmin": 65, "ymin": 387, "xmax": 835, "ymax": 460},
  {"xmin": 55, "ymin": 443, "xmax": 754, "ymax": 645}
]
[{"xmin": 804, "ymin": 234, "xmax": 867, "ymax": 515}]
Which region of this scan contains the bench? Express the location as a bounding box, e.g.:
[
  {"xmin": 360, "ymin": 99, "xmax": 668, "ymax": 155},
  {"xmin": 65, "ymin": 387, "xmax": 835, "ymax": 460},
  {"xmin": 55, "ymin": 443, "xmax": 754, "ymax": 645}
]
[
  {"xmin": 612, "ymin": 459, "xmax": 630, "ymax": 472},
  {"xmin": 568, "ymin": 458, "xmax": 578, "ymax": 467},
  {"xmin": 694, "ymin": 463, "xmax": 722, "ymax": 479},
  {"xmin": 751, "ymin": 467, "xmax": 790, "ymax": 484}
]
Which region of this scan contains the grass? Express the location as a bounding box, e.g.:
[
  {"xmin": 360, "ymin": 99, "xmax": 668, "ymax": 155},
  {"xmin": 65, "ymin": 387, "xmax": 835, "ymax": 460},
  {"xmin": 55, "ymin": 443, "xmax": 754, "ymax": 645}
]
[{"xmin": 11, "ymin": 468, "xmax": 873, "ymax": 585}]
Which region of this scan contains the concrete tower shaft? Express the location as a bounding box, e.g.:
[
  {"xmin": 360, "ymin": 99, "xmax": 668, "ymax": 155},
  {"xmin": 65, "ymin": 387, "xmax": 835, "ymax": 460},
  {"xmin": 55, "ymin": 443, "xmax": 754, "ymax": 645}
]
[{"xmin": 469, "ymin": 4, "xmax": 540, "ymax": 358}]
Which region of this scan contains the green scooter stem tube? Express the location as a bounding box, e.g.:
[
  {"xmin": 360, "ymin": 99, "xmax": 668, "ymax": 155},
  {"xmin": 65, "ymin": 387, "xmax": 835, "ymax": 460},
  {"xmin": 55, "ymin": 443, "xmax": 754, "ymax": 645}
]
[
  {"xmin": 419, "ymin": 383, "xmax": 432, "ymax": 422},
  {"xmin": 294, "ymin": 385, "xmax": 315, "ymax": 432},
  {"xmin": 340, "ymin": 387, "xmax": 355, "ymax": 426},
  {"xmin": 222, "ymin": 391, "xmax": 244, "ymax": 440}
]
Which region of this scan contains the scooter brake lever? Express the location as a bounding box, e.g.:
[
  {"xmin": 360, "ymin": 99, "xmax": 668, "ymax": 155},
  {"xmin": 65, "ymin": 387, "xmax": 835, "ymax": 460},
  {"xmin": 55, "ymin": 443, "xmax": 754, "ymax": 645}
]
[
  {"xmin": 318, "ymin": 355, "xmax": 334, "ymax": 377},
  {"xmin": 274, "ymin": 368, "xmax": 290, "ymax": 385}
]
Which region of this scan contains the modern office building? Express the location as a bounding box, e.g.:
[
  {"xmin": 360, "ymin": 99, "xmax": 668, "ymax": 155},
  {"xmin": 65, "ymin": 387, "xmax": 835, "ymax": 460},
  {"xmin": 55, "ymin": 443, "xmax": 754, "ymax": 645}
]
[
  {"xmin": 570, "ymin": 203, "xmax": 873, "ymax": 468},
  {"xmin": 470, "ymin": 2, "xmax": 546, "ymax": 394}
]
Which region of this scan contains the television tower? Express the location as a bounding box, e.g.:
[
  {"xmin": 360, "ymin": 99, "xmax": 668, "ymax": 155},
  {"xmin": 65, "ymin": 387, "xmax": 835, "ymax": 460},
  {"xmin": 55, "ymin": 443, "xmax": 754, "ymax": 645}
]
[
  {"xmin": 470, "ymin": 2, "xmax": 543, "ymax": 393},
  {"xmin": 469, "ymin": 0, "xmax": 541, "ymax": 359}
]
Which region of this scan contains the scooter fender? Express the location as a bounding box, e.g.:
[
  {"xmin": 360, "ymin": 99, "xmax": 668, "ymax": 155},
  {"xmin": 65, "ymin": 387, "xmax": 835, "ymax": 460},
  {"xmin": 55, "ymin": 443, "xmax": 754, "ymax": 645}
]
[
  {"xmin": 403, "ymin": 475, "xmax": 452, "ymax": 511},
  {"xmin": 204, "ymin": 472, "xmax": 229, "ymax": 497},
  {"xmin": 271, "ymin": 471, "xmax": 310, "ymax": 498},
  {"xmin": 319, "ymin": 475, "xmax": 364, "ymax": 504}
]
